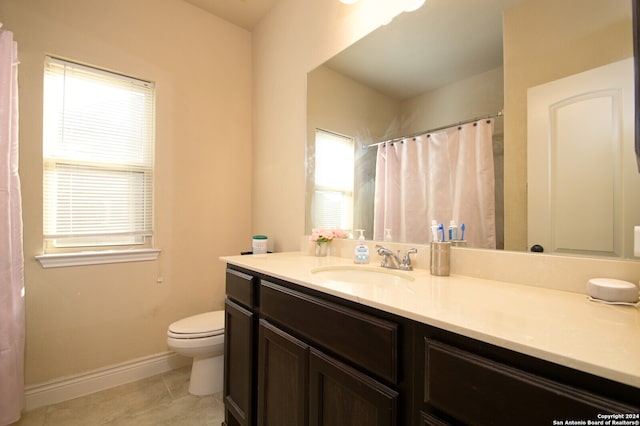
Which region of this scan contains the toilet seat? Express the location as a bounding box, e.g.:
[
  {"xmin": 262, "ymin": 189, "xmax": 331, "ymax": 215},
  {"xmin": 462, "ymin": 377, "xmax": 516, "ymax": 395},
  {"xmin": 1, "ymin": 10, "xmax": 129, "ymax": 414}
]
[{"xmin": 167, "ymin": 311, "xmax": 225, "ymax": 339}]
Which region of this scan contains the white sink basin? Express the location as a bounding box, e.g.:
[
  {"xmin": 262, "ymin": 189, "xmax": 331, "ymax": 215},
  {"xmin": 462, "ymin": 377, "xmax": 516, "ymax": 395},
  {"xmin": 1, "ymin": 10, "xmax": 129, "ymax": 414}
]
[{"xmin": 310, "ymin": 265, "xmax": 415, "ymax": 286}]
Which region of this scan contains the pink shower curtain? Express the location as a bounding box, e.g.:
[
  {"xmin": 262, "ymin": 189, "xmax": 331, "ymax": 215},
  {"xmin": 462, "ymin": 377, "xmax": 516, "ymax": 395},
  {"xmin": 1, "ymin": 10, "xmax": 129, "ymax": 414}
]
[
  {"xmin": 373, "ymin": 119, "xmax": 496, "ymax": 248},
  {"xmin": 0, "ymin": 29, "xmax": 25, "ymax": 426}
]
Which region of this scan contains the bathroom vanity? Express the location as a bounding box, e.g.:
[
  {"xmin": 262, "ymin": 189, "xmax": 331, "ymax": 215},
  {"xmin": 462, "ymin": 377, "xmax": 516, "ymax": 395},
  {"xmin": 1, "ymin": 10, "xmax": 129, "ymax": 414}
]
[{"xmin": 220, "ymin": 253, "xmax": 640, "ymax": 426}]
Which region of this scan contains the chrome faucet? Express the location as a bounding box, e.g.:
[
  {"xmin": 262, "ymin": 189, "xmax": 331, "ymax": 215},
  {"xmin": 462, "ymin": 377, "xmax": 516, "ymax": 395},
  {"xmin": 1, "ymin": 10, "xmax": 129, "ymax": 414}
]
[{"xmin": 375, "ymin": 245, "xmax": 417, "ymax": 271}]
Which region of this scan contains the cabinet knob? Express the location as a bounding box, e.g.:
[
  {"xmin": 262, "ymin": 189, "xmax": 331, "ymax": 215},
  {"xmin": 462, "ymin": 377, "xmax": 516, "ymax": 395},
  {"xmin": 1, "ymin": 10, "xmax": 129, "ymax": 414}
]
[{"xmin": 530, "ymin": 244, "xmax": 544, "ymax": 253}]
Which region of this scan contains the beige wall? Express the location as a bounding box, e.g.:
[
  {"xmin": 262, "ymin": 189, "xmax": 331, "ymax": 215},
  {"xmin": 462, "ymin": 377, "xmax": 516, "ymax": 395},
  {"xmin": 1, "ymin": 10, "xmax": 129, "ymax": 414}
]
[
  {"xmin": 399, "ymin": 66, "xmax": 504, "ymax": 136},
  {"xmin": 1, "ymin": 0, "xmax": 252, "ymax": 384},
  {"xmin": 252, "ymin": 0, "xmax": 408, "ymax": 252},
  {"xmin": 307, "ymin": 65, "xmax": 400, "ymax": 145},
  {"xmin": 308, "ymin": 64, "xmax": 504, "ymax": 145},
  {"xmin": 503, "ymin": 0, "xmax": 633, "ymax": 251}
]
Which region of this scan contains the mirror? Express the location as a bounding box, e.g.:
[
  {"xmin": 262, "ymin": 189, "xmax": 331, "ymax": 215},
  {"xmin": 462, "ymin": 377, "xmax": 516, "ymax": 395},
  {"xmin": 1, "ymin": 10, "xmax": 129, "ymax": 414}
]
[{"xmin": 306, "ymin": 0, "xmax": 638, "ymax": 259}]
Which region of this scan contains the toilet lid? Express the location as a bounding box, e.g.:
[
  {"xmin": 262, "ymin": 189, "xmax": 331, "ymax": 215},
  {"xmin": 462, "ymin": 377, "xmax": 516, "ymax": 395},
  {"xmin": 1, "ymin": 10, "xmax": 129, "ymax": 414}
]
[{"xmin": 168, "ymin": 311, "xmax": 225, "ymax": 338}]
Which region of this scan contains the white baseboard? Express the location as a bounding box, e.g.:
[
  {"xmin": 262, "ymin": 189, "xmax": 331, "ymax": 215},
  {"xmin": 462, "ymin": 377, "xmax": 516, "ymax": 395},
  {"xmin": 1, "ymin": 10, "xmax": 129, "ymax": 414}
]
[{"xmin": 24, "ymin": 351, "xmax": 190, "ymax": 411}]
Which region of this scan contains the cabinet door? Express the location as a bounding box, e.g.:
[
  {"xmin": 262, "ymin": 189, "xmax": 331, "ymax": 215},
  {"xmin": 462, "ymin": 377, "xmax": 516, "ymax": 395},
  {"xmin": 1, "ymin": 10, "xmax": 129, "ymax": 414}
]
[
  {"xmin": 257, "ymin": 320, "xmax": 309, "ymax": 426},
  {"xmin": 309, "ymin": 348, "xmax": 398, "ymax": 426},
  {"xmin": 224, "ymin": 299, "xmax": 254, "ymax": 426}
]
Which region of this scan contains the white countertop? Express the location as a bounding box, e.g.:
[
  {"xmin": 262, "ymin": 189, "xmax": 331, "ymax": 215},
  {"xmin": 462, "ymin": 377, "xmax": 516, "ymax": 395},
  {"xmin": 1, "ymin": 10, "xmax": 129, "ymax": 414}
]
[{"xmin": 220, "ymin": 252, "xmax": 640, "ymax": 389}]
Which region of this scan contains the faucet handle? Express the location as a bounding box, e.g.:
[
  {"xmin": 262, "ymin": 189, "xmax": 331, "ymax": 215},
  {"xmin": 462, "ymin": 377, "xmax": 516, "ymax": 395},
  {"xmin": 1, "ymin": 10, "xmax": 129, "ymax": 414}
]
[
  {"xmin": 401, "ymin": 248, "xmax": 417, "ymax": 270},
  {"xmin": 375, "ymin": 245, "xmax": 390, "ymax": 255}
]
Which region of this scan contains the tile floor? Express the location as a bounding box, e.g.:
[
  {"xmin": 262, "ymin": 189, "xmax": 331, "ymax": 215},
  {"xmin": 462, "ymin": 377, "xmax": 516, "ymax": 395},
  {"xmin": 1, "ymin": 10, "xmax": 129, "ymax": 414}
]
[{"xmin": 12, "ymin": 367, "xmax": 225, "ymax": 426}]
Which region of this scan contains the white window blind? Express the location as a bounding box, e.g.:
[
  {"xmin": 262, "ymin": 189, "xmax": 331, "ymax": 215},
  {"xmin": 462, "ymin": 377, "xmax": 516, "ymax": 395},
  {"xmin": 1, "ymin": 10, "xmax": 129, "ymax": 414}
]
[
  {"xmin": 312, "ymin": 129, "xmax": 354, "ymax": 231},
  {"xmin": 43, "ymin": 57, "xmax": 155, "ymax": 250}
]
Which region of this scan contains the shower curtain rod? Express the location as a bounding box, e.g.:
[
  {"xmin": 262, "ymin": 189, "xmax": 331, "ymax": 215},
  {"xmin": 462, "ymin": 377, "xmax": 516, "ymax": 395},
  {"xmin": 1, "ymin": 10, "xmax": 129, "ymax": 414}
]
[{"xmin": 362, "ymin": 109, "xmax": 504, "ymax": 149}]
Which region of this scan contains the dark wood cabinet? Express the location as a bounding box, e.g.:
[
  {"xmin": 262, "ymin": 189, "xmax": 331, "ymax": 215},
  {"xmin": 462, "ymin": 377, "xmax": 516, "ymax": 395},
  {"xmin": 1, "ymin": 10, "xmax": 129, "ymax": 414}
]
[
  {"xmin": 256, "ymin": 317, "xmax": 398, "ymax": 426},
  {"xmin": 257, "ymin": 280, "xmax": 403, "ymax": 425},
  {"xmin": 224, "ymin": 264, "xmax": 640, "ymax": 426},
  {"xmin": 224, "ymin": 266, "xmax": 408, "ymax": 425},
  {"xmin": 223, "ymin": 268, "xmax": 258, "ymax": 426}
]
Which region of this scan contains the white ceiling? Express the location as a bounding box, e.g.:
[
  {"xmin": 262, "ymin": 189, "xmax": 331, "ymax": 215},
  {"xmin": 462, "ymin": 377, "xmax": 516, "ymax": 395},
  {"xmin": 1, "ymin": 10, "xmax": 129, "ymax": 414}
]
[
  {"xmin": 323, "ymin": 0, "xmax": 524, "ymax": 100},
  {"xmin": 181, "ymin": 0, "xmax": 279, "ymax": 30}
]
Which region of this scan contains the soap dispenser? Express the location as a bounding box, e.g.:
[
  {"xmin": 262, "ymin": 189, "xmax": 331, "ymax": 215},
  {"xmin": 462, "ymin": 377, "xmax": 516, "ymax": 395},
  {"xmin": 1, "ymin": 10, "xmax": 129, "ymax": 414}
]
[{"xmin": 354, "ymin": 229, "xmax": 370, "ymax": 264}]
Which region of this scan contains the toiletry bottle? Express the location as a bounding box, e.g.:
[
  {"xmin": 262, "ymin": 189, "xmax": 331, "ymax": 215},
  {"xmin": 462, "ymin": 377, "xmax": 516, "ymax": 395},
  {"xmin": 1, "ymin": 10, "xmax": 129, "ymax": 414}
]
[
  {"xmin": 354, "ymin": 230, "xmax": 370, "ymax": 264},
  {"xmin": 252, "ymin": 235, "xmax": 268, "ymax": 254},
  {"xmin": 448, "ymin": 220, "xmax": 458, "ymax": 241}
]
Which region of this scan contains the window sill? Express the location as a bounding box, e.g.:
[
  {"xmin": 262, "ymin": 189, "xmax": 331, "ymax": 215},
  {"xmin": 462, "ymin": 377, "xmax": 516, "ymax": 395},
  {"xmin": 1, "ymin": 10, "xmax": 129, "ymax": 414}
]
[{"xmin": 36, "ymin": 248, "xmax": 161, "ymax": 268}]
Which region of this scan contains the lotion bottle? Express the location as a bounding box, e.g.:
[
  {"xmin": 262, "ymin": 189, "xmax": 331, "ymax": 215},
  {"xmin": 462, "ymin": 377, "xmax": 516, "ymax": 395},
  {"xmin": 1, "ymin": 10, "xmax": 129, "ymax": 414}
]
[{"xmin": 354, "ymin": 229, "xmax": 370, "ymax": 264}]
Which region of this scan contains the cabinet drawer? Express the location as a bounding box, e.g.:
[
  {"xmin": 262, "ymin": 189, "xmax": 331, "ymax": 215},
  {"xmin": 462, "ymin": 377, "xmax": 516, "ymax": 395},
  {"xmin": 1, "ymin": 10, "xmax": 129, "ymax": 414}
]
[
  {"xmin": 260, "ymin": 281, "xmax": 399, "ymax": 384},
  {"xmin": 226, "ymin": 268, "xmax": 257, "ymax": 308},
  {"xmin": 424, "ymin": 339, "xmax": 637, "ymax": 425}
]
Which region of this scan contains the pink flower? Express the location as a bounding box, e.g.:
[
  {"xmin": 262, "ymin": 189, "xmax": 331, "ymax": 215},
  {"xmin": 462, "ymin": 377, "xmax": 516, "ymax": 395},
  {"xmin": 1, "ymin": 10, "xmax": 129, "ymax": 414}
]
[
  {"xmin": 310, "ymin": 227, "xmax": 347, "ymax": 243},
  {"xmin": 332, "ymin": 229, "xmax": 347, "ymax": 239}
]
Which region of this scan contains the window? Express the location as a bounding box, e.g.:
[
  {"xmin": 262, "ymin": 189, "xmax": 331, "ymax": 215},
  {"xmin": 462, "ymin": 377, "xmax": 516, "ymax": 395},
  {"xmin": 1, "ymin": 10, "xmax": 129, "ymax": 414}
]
[
  {"xmin": 312, "ymin": 129, "xmax": 354, "ymax": 231},
  {"xmin": 42, "ymin": 57, "xmax": 155, "ymax": 252}
]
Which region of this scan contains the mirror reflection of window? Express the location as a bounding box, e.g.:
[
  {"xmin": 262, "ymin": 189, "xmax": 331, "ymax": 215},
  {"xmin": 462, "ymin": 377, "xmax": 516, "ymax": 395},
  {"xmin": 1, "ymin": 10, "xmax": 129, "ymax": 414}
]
[{"xmin": 312, "ymin": 129, "xmax": 354, "ymax": 233}]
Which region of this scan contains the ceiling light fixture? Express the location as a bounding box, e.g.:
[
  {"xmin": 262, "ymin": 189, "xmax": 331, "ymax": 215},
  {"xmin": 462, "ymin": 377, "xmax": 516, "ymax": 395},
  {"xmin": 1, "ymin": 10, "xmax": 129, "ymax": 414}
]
[
  {"xmin": 404, "ymin": 0, "xmax": 426, "ymax": 12},
  {"xmin": 339, "ymin": 0, "xmax": 425, "ymax": 13}
]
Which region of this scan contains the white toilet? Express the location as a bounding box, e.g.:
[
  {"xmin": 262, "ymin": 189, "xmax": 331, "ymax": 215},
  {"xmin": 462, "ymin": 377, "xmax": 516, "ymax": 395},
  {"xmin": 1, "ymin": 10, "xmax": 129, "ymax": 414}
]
[{"xmin": 166, "ymin": 310, "xmax": 225, "ymax": 396}]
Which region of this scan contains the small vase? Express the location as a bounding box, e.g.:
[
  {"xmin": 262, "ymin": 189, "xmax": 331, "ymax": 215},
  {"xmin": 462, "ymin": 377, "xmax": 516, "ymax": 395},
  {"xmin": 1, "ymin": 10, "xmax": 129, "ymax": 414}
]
[{"xmin": 315, "ymin": 241, "xmax": 330, "ymax": 257}]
